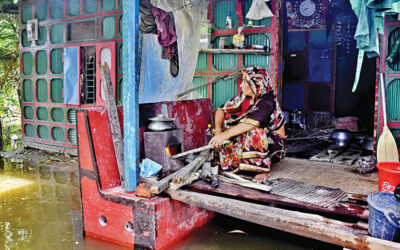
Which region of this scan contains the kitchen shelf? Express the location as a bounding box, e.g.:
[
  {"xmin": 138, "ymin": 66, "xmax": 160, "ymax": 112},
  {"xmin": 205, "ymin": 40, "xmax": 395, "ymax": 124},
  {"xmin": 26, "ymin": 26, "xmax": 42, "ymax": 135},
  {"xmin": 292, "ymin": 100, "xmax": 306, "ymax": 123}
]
[{"xmin": 199, "ymin": 48, "xmax": 270, "ymax": 55}]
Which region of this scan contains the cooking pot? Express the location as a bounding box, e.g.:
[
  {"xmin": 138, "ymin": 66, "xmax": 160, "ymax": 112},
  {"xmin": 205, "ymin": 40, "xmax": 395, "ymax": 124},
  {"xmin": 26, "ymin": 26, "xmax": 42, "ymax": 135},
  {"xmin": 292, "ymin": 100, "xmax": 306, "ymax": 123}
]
[
  {"xmin": 148, "ymin": 114, "xmax": 177, "ymax": 131},
  {"xmin": 330, "ymin": 129, "xmax": 353, "ymax": 147}
]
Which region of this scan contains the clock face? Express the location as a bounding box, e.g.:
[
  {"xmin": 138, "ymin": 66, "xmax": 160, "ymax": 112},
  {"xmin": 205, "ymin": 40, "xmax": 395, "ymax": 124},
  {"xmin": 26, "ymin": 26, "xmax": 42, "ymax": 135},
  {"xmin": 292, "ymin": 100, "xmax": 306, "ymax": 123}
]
[
  {"xmin": 299, "ymin": 0, "xmax": 316, "ymax": 17},
  {"xmin": 293, "ymin": 0, "xmax": 323, "ymax": 23}
]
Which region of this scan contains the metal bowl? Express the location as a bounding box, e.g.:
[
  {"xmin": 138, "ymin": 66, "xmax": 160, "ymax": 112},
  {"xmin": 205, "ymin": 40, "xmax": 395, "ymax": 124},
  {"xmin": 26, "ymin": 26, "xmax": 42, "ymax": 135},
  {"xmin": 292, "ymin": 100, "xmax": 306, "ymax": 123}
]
[
  {"xmin": 148, "ymin": 114, "xmax": 177, "ymax": 131},
  {"xmin": 330, "ymin": 129, "xmax": 353, "ymax": 147}
]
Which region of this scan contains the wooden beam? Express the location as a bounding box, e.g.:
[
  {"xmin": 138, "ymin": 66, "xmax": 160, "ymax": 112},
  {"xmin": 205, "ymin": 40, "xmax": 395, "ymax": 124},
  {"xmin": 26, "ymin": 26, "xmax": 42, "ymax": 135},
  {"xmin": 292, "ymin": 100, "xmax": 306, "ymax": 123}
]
[
  {"xmin": 150, "ymin": 150, "xmax": 211, "ymax": 194},
  {"xmin": 99, "ymin": 63, "xmax": 125, "ymax": 187},
  {"xmin": 171, "ymin": 141, "xmax": 228, "ymax": 159},
  {"xmin": 166, "ymin": 189, "xmax": 400, "ymax": 250}
]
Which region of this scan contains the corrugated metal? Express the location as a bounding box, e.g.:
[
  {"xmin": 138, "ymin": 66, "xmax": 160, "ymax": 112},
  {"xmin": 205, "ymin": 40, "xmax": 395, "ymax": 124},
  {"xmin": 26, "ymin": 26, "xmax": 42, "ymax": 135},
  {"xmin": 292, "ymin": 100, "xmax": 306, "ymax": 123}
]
[
  {"xmin": 103, "ymin": 17, "xmax": 116, "ymax": 40},
  {"xmin": 37, "ymin": 26, "xmax": 47, "ymax": 46},
  {"xmin": 23, "ymin": 106, "xmax": 34, "ymax": 119},
  {"xmin": 387, "ymin": 79, "xmax": 400, "ymax": 120},
  {"xmin": 103, "ymin": 0, "xmax": 115, "ymax": 12},
  {"xmin": 36, "ymin": 79, "xmax": 48, "ymax": 102},
  {"xmin": 213, "ymin": 78, "xmax": 237, "ymax": 108},
  {"xmin": 392, "ymin": 129, "xmax": 400, "ymax": 147},
  {"xmin": 213, "ymin": 54, "xmax": 237, "ymax": 71},
  {"xmin": 68, "ymin": 0, "xmax": 80, "ymax": 17},
  {"xmin": 85, "ymin": 0, "xmax": 98, "ymax": 14},
  {"xmin": 21, "ymin": 29, "xmax": 31, "ymax": 47},
  {"xmin": 213, "ymin": 0, "xmax": 237, "ymax": 30},
  {"xmin": 37, "ymin": 125, "xmax": 49, "ymax": 139},
  {"xmin": 51, "ymin": 0, "xmax": 63, "ymax": 19},
  {"xmin": 243, "ymin": 34, "xmax": 270, "ymax": 68},
  {"xmin": 51, "ymin": 49, "xmax": 63, "ymax": 74},
  {"xmin": 67, "ymin": 109, "xmax": 77, "ymax": 124},
  {"xmin": 51, "ymin": 108, "xmax": 64, "ymax": 122},
  {"xmin": 51, "ymin": 24, "xmax": 64, "ymax": 44},
  {"xmin": 193, "ymin": 76, "xmax": 208, "ymax": 98},
  {"xmin": 21, "ymin": 5, "xmax": 32, "ymax": 24},
  {"xmin": 68, "ymin": 129, "xmax": 77, "ymax": 143},
  {"xmin": 37, "ymin": 107, "xmax": 48, "ymax": 120},
  {"xmin": 24, "ymin": 124, "xmax": 34, "ymax": 138},
  {"xmin": 36, "ymin": 0, "xmax": 47, "ymax": 21},
  {"xmin": 195, "ymin": 53, "xmax": 208, "ymax": 72},
  {"xmin": 22, "ymin": 52, "xmax": 33, "ymax": 75},
  {"xmin": 243, "ymin": 0, "xmax": 271, "ymax": 27},
  {"xmin": 36, "ymin": 50, "xmax": 47, "ymax": 75},
  {"xmin": 51, "ymin": 79, "xmax": 63, "ymax": 103},
  {"xmin": 51, "ymin": 127, "xmax": 64, "ymax": 142},
  {"xmin": 23, "ymin": 79, "xmax": 33, "ymax": 101},
  {"xmin": 388, "ymin": 28, "xmax": 400, "ymax": 71}
]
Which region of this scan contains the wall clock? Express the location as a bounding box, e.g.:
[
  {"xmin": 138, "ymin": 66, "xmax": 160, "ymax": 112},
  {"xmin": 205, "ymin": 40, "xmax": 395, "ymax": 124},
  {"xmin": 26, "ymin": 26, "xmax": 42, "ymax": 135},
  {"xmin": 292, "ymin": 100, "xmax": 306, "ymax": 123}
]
[{"xmin": 293, "ymin": 0, "xmax": 323, "ymax": 23}]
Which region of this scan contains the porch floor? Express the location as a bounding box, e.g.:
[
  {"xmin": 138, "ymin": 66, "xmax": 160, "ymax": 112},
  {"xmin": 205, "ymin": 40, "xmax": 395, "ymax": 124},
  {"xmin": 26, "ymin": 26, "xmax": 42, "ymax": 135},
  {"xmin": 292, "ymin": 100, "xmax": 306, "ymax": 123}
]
[{"xmin": 271, "ymin": 157, "xmax": 378, "ymax": 196}]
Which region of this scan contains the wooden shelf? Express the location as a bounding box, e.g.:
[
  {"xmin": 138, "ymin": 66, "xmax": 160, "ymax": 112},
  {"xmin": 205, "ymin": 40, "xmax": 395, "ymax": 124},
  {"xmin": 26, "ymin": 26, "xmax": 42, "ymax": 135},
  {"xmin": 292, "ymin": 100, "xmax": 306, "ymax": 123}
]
[{"xmin": 199, "ymin": 48, "xmax": 269, "ymax": 55}]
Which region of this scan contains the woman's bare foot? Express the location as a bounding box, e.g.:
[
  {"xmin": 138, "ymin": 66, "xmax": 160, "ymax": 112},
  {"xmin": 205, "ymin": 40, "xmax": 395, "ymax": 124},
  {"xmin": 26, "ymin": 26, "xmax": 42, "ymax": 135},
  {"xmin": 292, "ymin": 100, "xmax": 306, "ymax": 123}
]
[{"xmin": 252, "ymin": 173, "xmax": 270, "ymax": 184}]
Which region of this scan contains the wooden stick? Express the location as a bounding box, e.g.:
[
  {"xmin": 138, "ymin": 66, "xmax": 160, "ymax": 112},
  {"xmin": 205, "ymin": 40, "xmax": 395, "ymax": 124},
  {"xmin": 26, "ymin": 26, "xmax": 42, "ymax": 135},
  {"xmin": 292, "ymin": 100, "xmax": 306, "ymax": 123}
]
[
  {"xmin": 99, "ymin": 63, "xmax": 125, "ymax": 186},
  {"xmin": 171, "ymin": 140, "xmax": 229, "ymax": 159},
  {"xmin": 219, "ymin": 176, "xmax": 271, "ymax": 192},
  {"xmin": 165, "ymin": 189, "xmax": 400, "ymax": 250},
  {"xmin": 150, "ymin": 150, "xmax": 211, "ymax": 194}
]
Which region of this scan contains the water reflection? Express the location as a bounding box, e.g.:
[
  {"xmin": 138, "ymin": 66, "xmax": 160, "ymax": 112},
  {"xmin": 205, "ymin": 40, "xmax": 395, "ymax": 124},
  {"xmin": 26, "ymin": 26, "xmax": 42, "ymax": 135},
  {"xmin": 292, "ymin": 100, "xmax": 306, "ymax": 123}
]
[{"xmin": 0, "ymin": 156, "xmax": 340, "ymax": 250}]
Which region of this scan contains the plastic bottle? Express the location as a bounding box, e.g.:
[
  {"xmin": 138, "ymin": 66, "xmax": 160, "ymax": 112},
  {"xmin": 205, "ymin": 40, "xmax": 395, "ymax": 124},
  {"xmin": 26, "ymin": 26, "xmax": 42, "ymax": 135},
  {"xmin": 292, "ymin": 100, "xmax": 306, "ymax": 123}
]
[
  {"xmin": 205, "ymin": 124, "xmax": 213, "ymax": 144},
  {"xmin": 226, "ymin": 12, "xmax": 232, "ymax": 29}
]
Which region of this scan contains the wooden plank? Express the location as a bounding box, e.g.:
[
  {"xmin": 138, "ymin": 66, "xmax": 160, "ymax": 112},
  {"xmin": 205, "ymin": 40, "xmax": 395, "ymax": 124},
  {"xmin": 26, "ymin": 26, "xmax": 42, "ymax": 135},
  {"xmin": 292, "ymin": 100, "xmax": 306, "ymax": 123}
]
[
  {"xmin": 166, "ymin": 189, "xmax": 400, "ymax": 250},
  {"xmin": 199, "ymin": 48, "xmax": 269, "ymax": 55},
  {"xmin": 171, "ymin": 140, "xmax": 229, "ymax": 159},
  {"xmin": 189, "ymin": 181, "xmax": 369, "ymax": 220},
  {"xmin": 99, "ymin": 63, "xmax": 125, "ymax": 186},
  {"xmin": 150, "ymin": 150, "xmax": 211, "ymax": 194}
]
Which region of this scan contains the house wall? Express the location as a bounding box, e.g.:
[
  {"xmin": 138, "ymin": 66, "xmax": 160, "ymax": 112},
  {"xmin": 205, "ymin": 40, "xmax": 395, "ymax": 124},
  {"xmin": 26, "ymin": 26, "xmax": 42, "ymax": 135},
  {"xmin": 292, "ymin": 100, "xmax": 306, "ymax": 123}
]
[{"xmin": 19, "ymin": 0, "xmax": 123, "ymax": 154}]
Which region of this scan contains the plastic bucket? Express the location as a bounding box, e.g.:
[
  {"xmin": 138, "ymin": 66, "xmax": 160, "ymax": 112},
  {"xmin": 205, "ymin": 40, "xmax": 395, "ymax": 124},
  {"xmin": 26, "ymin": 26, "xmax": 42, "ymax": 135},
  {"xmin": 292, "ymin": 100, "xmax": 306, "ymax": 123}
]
[
  {"xmin": 377, "ymin": 162, "xmax": 400, "ymax": 193},
  {"xmin": 367, "ymin": 192, "xmax": 400, "ymax": 242}
]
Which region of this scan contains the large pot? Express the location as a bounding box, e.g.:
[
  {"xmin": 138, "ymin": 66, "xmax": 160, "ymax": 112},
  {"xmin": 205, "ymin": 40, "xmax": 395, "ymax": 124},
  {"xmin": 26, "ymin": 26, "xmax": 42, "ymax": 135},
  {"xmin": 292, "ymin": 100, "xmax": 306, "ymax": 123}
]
[
  {"xmin": 148, "ymin": 114, "xmax": 177, "ymax": 131},
  {"xmin": 330, "ymin": 129, "xmax": 353, "ymax": 147}
]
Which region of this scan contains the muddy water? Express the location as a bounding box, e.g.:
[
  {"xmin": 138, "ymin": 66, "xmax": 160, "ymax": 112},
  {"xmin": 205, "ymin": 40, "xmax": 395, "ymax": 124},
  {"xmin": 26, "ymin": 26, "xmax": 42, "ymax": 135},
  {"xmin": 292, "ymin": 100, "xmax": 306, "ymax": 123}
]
[{"xmin": 0, "ymin": 157, "xmax": 340, "ymax": 250}]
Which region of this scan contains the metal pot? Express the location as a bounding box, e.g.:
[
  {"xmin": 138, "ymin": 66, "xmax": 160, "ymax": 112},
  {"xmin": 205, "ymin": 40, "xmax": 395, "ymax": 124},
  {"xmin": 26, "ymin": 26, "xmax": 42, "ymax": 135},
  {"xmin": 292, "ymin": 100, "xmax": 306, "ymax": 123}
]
[
  {"xmin": 148, "ymin": 114, "xmax": 177, "ymax": 131},
  {"xmin": 330, "ymin": 129, "xmax": 353, "ymax": 147}
]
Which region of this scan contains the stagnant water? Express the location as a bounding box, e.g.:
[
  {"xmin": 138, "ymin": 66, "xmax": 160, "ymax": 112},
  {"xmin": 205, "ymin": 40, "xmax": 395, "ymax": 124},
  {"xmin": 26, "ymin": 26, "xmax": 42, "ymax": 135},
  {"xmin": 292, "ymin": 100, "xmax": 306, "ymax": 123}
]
[{"xmin": 0, "ymin": 157, "xmax": 340, "ymax": 250}]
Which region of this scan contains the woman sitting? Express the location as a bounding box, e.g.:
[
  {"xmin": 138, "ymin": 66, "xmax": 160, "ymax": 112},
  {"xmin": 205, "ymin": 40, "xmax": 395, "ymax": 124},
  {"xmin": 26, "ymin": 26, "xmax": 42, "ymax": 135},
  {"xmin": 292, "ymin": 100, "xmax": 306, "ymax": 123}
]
[{"xmin": 209, "ymin": 66, "xmax": 286, "ymax": 183}]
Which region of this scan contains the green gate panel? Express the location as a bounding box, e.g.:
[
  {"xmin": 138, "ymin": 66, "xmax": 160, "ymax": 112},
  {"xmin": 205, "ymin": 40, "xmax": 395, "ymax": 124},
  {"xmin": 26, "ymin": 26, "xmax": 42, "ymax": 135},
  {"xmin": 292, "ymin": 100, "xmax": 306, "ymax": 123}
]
[
  {"xmin": 37, "ymin": 107, "xmax": 48, "ymax": 121},
  {"xmin": 51, "ymin": 24, "xmax": 64, "ymax": 44},
  {"xmin": 23, "ymin": 79, "xmax": 33, "ymax": 102},
  {"xmin": 118, "ymin": 78, "xmax": 123, "ymax": 105},
  {"xmin": 68, "ymin": 129, "xmax": 77, "ymax": 143},
  {"xmin": 37, "ymin": 125, "xmax": 49, "ymax": 139},
  {"xmin": 103, "ymin": 0, "xmax": 115, "ymax": 12},
  {"xmin": 22, "ymin": 52, "xmax": 33, "ymax": 75},
  {"xmin": 36, "ymin": 0, "xmax": 47, "ymax": 21},
  {"xmin": 37, "ymin": 26, "xmax": 47, "ymax": 46},
  {"xmin": 103, "ymin": 17, "xmax": 116, "ymax": 40},
  {"xmin": 21, "ymin": 5, "xmax": 32, "ymax": 24},
  {"xmin": 36, "ymin": 79, "xmax": 48, "ymax": 102},
  {"xmin": 23, "ymin": 106, "xmax": 34, "ymax": 119},
  {"xmin": 51, "ymin": 49, "xmax": 63, "ymax": 74},
  {"xmin": 24, "ymin": 124, "xmax": 34, "ymax": 138},
  {"xmin": 51, "ymin": 127, "xmax": 64, "ymax": 142},
  {"xmin": 243, "ymin": 0, "xmax": 271, "ymax": 27},
  {"xmin": 118, "ymin": 43, "xmax": 123, "ymax": 74},
  {"xmin": 36, "ymin": 50, "xmax": 47, "ymax": 75},
  {"xmin": 213, "ymin": 1, "xmax": 237, "ymax": 30},
  {"xmin": 51, "ymin": 79, "xmax": 64, "ymax": 103},
  {"xmin": 67, "ymin": 109, "xmax": 76, "ymax": 124},
  {"xmin": 51, "ymin": 108, "xmax": 64, "ymax": 122},
  {"xmin": 51, "ymin": 0, "xmax": 64, "ymax": 19},
  {"xmin": 213, "ymin": 78, "xmax": 237, "ymax": 108},
  {"xmin": 85, "ymin": 0, "xmax": 98, "ymax": 14},
  {"xmin": 21, "ymin": 29, "xmax": 32, "ymax": 47},
  {"xmin": 193, "ymin": 76, "xmax": 208, "ymax": 98},
  {"xmin": 195, "ymin": 53, "xmax": 208, "ymax": 72},
  {"xmin": 213, "ymin": 54, "xmax": 237, "ymax": 71},
  {"xmin": 387, "ymin": 79, "xmax": 400, "ymax": 120},
  {"xmin": 68, "ymin": 0, "xmax": 80, "ymax": 16}
]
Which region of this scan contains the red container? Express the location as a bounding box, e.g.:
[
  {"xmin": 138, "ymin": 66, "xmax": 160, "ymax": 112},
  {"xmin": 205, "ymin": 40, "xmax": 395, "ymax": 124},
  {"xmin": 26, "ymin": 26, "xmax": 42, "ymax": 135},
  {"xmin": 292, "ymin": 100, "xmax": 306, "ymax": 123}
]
[{"xmin": 377, "ymin": 162, "xmax": 400, "ymax": 193}]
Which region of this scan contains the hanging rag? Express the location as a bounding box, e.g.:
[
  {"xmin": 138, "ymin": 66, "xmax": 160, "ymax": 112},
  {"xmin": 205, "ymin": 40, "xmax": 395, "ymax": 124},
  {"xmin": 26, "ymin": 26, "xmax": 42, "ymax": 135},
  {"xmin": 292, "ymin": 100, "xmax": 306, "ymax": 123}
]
[
  {"xmin": 246, "ymin": 0, "xmax": 274, "ymax": 20},
  {"xmin": 139, "ymin": 0, "xmax": 157, "ymax": 34},
  {"xmin": 152, "ymin": 6, "xmax": 179, "ymax": 77}
]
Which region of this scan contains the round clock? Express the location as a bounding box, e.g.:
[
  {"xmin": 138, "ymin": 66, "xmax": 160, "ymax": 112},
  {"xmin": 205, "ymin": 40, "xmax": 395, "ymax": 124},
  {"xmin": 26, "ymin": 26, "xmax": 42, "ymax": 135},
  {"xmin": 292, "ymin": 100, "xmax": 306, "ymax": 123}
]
[{"xmin": 293, "ymin": 0, "xmax": 323, "ymax": 23}]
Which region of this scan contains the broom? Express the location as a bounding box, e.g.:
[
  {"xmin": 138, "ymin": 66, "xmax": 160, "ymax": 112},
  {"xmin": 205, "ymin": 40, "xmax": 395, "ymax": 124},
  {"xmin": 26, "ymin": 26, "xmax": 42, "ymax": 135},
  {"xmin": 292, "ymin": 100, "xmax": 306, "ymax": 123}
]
[{"xmin": 377, "ymin": 73, "xmax": 399, "ymax": 162}]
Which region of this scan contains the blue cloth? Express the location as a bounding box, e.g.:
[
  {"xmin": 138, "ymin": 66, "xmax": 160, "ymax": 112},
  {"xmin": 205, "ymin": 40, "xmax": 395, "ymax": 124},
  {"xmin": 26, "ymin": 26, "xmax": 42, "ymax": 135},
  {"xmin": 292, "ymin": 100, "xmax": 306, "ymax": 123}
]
[{"xmin": 63, "ymin": 47, "xmax": 79, "ymax": 104}]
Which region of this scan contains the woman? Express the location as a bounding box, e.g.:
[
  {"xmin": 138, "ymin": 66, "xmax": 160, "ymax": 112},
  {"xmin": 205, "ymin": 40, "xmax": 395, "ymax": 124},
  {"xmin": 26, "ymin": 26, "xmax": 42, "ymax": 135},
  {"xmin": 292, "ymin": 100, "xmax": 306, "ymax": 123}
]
[{"xmin": 209, "ymin": 66, "xmax": 286, "ymax": 183}]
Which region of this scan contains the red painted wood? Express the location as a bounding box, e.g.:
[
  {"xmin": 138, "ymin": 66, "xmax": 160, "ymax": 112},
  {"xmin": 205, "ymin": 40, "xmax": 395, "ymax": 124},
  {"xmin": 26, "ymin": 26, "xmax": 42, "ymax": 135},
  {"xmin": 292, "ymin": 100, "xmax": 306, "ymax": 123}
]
[
  {"xmin": 23, "ymin": 119, "xmax": 76, "ymax": 128},
  {"xmin": 77, "ymin": 111, "xmax": 95, "ymax": 171},
  {"xmin": 33, "ymin": 10, "xmax": 122, "ymax": 25}
]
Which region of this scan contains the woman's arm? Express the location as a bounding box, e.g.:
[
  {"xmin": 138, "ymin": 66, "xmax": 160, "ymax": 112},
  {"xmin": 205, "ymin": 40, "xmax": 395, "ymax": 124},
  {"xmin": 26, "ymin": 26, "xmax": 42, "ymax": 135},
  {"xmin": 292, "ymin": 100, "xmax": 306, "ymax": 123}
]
[
  {"xmin": 214, "ymin": 109, "xmax": 225, "ymax": 135},
  {"xmin": 209, "ymin": 122, "xmax": 255, "ymax": 148}
]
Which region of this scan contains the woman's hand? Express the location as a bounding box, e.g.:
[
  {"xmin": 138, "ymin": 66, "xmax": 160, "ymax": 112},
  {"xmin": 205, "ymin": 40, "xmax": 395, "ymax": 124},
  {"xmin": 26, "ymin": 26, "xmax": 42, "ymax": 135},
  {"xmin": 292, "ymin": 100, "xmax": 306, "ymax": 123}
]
[{"xmin": 209, "ymin": 133, "xmax": 229, "ymax": 149}]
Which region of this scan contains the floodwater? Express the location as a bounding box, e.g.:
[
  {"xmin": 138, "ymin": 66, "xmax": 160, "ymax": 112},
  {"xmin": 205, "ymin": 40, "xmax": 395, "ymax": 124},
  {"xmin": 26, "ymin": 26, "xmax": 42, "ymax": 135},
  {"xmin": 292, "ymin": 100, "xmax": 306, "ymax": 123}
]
[{"xmin": 0, "ymin": 157, "xmax": 340, "ymax": 250}]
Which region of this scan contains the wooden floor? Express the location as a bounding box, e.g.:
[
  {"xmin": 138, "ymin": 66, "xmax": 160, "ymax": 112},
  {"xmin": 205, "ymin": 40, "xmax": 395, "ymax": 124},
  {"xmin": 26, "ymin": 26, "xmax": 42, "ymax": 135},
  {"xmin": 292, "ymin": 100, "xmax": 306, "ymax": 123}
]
[{"xmin": 271, "ymin": 157, "xmax": 379, "ymax": 196}]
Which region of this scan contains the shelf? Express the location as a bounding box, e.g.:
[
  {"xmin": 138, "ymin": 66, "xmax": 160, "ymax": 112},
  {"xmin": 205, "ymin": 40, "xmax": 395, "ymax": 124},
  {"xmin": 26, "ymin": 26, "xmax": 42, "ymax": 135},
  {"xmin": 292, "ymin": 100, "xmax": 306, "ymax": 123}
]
[{"xmin": 199, "ymin": 48, "xmax": 269, "ymax": 55}]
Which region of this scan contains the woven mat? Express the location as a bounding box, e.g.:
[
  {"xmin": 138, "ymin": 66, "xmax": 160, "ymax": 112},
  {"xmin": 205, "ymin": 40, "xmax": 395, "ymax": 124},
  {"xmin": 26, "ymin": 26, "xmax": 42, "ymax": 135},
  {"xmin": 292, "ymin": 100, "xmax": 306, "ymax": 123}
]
[{"xmin": 269, "ymin": 178, "xmax": 348, "ymax": 208}]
